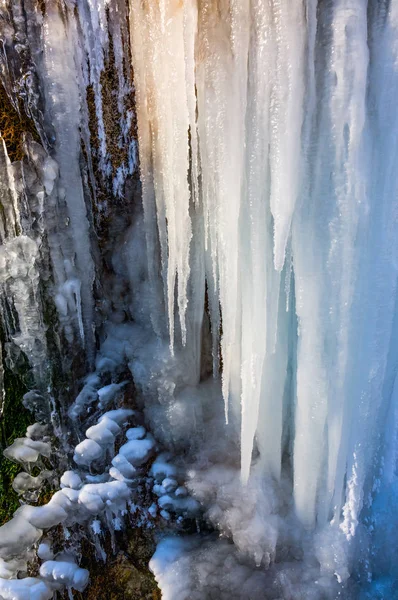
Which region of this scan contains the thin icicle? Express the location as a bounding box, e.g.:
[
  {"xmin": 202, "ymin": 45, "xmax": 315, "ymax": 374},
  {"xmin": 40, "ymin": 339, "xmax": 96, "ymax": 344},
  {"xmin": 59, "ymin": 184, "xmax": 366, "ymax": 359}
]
[{"xmin": 269, "ymin": 0, "xmax": 306, "ymax": 272}]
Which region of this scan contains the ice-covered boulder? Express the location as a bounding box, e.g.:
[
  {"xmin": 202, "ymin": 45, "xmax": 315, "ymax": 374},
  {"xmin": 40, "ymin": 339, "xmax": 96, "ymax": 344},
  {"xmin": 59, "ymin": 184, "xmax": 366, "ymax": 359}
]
[
  {"xmin": 4, "ymin": 438, "xmax": 51, "ymax": 465},
  {"xmin": 73, "ymin": 439, "xmax": 104, "ymax": 467},
  {"xmin": 118, "ymin": 437, "xmax": 154, "ymax": 467},
  {"xmin": 0, "ymin": 577, "xmax": 53, "ymax": 600},
  {"xmin": 60, "ymin": 471, "xmax": 82, "ymax": 490},
  {"xmin": 40, "ymin": 559, "xmax": 89, "ymax": 592}
]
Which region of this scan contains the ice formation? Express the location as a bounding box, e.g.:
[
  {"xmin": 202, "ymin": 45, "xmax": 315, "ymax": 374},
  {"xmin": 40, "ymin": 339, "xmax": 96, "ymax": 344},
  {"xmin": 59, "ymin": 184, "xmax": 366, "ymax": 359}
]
[{"xmin": 1, "ymin": 0, "xmax": 398, "ymax": 598}]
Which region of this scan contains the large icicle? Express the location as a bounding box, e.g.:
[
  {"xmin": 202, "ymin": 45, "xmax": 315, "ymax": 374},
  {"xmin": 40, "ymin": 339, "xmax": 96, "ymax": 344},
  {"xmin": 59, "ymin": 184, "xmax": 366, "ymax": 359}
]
[
  {"xmin": 268, "ymin": 0, "xmax": 305, "ymax": 272},
  {"xmin": 129, "ymin": 0, "xmax": 194, "ymax": 351},
  {"xmin": 41, "ymin": 4, "xmax": 95, "ymax": 356},
  {"xmin": 196, "ymin": 0, "xmax": 250, "ymax": 426},
  {"xmin": 292, "ymin": 0, "xmax": 370, "ymax": 528}
]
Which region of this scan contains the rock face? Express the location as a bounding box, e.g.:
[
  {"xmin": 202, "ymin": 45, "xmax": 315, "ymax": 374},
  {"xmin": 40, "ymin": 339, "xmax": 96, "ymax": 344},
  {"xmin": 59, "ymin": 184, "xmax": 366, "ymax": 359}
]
[
  {"xmin": 0, "ymin": 1, "xmax": 161, "ymax": 597},
  {"xmin": 0, "ymin": 0, "xmax": 139, "ymax": 388},
  {"xmin": 80, "ymin": 530, "xmax": 160, "ymax": 600}
]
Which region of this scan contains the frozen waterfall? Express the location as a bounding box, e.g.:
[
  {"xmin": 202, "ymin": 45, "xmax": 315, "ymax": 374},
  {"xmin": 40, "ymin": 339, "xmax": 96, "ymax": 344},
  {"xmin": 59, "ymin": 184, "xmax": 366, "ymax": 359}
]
[
  {"xmin": 130, "ymin": 0, "xmax": 398, "ymax": 531},
  {"xmin": 0, "ymin": 0, "xmax": 398, "ymax": 598}
]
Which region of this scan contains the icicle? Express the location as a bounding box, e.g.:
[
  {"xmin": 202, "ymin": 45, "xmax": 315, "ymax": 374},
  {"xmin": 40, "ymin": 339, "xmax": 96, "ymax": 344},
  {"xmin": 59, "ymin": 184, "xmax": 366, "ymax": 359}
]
[
  {"xmin": 323, "ymin": 0, "xmax": 369, "ymax": 526},
  {"xmin": 129, "ymin": 0, "xmax": 193, "ymax": 351},
  {"xmin": 269, "ymin": 0, "xmax": 306, "ymax": 272},
  {"xmin": 183, "ymin": 0, "xmax": 199, "ymax": 208},
  {"xmin": 0, "ymin": 136, "xmax": 20, "ymax": 240},
  {"xmin": 238, "ymin": 0, "xmax": 272, "ymax": 481},
  {"xmin": 196, "ymin": 0, "xmax": 250, "ymax": 425},
  {"xmin": 0, "ymin": 138, "xmax": 49, "ymax": 384},
  {"xmin": 79, "ymin": 0, "xmax": 110, "ymax": 175},
  {"xmin": 41, "ymin": 3, "xmax": 95, "ymax": 358}
]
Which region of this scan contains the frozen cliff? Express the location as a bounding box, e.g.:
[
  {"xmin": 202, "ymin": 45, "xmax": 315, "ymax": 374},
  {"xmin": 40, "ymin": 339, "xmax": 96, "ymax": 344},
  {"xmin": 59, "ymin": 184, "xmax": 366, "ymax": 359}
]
[{"xmin": 1, "ymin": 0, "xmax": 398, "ymax": 598}]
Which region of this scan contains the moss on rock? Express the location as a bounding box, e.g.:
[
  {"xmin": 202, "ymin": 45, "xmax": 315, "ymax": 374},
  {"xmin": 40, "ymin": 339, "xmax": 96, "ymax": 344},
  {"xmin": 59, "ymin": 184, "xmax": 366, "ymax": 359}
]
[
  {"xmin": 77, "ymin": 529, "xmax": 160, "ymax": 600},
  {"xmin": 0, "ymin": 83, "xmax": 40, "ymax": 162},
  {"xmin": 0, "ymin": 363, "xmax": 31, "ymax": 525}
]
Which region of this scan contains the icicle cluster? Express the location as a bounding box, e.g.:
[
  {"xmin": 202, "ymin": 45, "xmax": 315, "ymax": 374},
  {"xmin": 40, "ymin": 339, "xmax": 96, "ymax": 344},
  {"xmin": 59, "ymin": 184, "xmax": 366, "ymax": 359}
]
[{"xmin": 129, "ymin": 0, "xmax": 398, "ymax": 534}]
